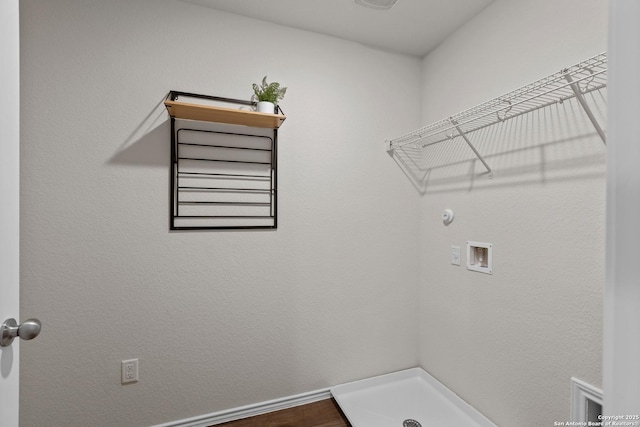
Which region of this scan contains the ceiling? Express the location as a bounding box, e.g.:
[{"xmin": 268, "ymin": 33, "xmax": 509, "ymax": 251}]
[{"xmin": 181, "ymin": 0, "xmax": 495, "ymax": 57}]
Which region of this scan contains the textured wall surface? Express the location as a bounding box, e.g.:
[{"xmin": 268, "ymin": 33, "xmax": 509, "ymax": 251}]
[
  {"xmin": 19, "ymin": 1, "xmax": 421, "ymax": 426},
  {"xmin": 19, "ymin": 0, "xmax": 610, "ymax": 426},
  {"xmin": 417, "ymin": 0, "xmax": 608, "ymax": 426}
]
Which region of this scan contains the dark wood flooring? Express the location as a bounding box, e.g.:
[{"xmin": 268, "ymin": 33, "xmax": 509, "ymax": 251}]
[{"xmin": 216, "ymin": 398, "xmax": 351, "ymax": 427}]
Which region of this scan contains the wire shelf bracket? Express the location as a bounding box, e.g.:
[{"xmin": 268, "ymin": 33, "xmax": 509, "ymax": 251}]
[
  {"xmin": 450, "ymin": 118, "xmax": 493, "ymax": 178},
  {"xmin": 564, "ymin": 71, "xmax": 607, "ymax": 144}
]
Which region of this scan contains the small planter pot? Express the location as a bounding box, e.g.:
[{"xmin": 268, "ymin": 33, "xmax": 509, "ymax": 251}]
[{"xmin": 256, "ymin": 101, "xmax": 275, "ymax": 113}]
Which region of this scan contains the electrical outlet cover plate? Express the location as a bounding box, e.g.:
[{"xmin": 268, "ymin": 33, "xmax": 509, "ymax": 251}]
[
  {"xmin": 451, "ymin": 246, "xmax": 461, "ymax": 266},
  {"xmin": 121, "ymin": 359, "xmax": 138, "ymax": 384},
  {"xmin": 467, "ymin": 241, "xmax": 492, "ymax": 274}
]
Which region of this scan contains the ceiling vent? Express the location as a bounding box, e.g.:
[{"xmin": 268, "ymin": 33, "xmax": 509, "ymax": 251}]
[{"xmin": 354, "ymin": 0, "xmax": 399, "ymax": 10}]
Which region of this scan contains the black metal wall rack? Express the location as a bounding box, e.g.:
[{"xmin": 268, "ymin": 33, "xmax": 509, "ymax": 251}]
[{"xmin": 164, "ymin": 91, "xmax": 286, "ymax": 230}]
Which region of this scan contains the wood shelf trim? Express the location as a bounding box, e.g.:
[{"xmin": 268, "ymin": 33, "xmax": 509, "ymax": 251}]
[{"xmin": 164, "ymin": 100, "xmax": 286, "ymax": 129}]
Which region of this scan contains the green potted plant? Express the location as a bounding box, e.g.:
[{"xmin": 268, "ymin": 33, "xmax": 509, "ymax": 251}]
[{"xmin": 252, "ymin": 76, "xmax": 287, "ymax": 113}]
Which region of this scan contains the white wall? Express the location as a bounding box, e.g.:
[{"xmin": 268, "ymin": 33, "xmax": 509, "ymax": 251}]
[
  {"xmin": 19, "ymin": 1, "xmax": 421, "ymax": 426},
  {"xmin": 20, "ymin": 0, "xmax": 615, "ymax": 425},
  {"xmin": 605, "ymin": 0, "xmax": 640, "ymax": 415},
  {"xmin": 418, "ymin": 1, "xmax": 608, "ymax": 426}
]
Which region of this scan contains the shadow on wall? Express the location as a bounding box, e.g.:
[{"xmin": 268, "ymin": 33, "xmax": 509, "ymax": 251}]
[
  {"xmin": 108, "ymin": 96, "xmax": 169, "ymax": 167},
  {"xmin": 390, "ymin": 85, "xmax": 607, "ymax": 195}
]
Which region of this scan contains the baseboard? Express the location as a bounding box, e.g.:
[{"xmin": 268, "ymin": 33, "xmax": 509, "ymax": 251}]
[{"xmin": 151, "ymin": 388, "xmax": 332, "ymax": 427}]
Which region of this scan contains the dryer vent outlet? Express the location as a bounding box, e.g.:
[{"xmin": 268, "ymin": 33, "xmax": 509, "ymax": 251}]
[{"xmin": 571, "ymin": 378, "xmax": 603, "ymax": 423}]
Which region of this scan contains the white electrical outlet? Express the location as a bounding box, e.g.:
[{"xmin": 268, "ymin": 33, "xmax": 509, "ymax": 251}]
[
  {"xmin": 121, "ymin": 359, "xmax": 138, "ymax": 384},
  {"xmin": 451, "ymin": 245, "xmax": 461, "ymax": 266}
]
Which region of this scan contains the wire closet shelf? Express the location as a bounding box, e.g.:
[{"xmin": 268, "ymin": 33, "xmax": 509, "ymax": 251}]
[{"xmin": 385, "ymin": 52, "xmax": 607, "ymax": 178}]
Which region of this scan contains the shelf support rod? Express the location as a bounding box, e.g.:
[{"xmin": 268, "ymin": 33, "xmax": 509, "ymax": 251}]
[
  {"xmin": 564, "ymin": 72, "xmax": 607, "ymax": 145},
  {"xmin": 450, "ymin": 119, "xmax": 493, "ymax": 178}
]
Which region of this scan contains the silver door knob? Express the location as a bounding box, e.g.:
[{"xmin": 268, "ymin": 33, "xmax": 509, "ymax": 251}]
[{"xmin": 0, "ymin": 318, "xmax": 42, "ymax": 347}]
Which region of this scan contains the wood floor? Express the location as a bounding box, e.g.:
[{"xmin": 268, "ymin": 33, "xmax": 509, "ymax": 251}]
[{"xmin": 215, "ymin": 398, "xmax": 352, "ymax": 427}]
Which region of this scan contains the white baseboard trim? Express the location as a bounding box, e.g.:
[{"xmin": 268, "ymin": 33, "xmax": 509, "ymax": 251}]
[{"xmin": 151, "ymin": 388, "xmax": 333, "ymax": 427}]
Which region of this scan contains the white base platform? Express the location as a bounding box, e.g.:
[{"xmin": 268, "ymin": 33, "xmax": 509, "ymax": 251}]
[{"xmin": 330, "ymin": 368, "xmax": 496, "ymax": 427}]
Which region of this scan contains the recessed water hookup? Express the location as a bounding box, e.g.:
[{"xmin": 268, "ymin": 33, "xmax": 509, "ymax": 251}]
[
  {"xmin": 442, "ymin": 209, "xmax": 454, "ymax": 225},
  {"xmin": 467, "ymin": 241, "xmax": 492, "ymax": 274}
]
